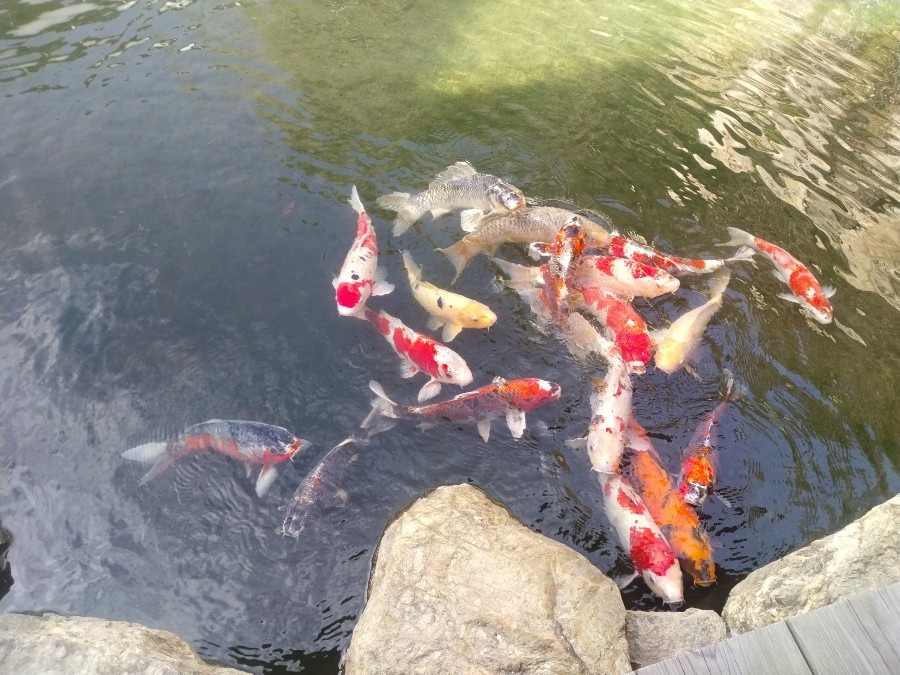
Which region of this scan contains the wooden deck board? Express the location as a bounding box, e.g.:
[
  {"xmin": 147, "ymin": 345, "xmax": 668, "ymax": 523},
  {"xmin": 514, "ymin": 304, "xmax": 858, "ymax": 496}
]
[
  {"xmin": 632, "ymin": 582, "xmax": 900, "ymax": 675},
  {"xmin": 787, "ymin": 585, "xmax": 900, "ymax": 675},
  {"xmin": 634, "ymin": 621, "xmax": 812, "ymax": 675}
]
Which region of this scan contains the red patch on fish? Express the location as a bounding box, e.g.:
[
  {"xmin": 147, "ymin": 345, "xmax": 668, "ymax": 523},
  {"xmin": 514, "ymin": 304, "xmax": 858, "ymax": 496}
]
[
  {"xmin": 629, "ymin": 526, "xmax": 677, "ymax": 575},
  {"xmin": 392, "ymin": 328, "xmax": 439, "ymax": 374},
  {"xmin": 336, "ymin": 281, "xmax": 365, "ymax": 309},
  {"xmin": 364, "ymin": 308, "xmax": 391, "ymax": 335},
  {"xmin": 617, "ymin": 486, "xmax": 645, "ymax": 514}
]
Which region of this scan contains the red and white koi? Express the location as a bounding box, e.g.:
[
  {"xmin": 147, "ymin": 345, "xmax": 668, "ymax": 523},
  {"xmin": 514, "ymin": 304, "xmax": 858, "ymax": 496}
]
[
  {"xmin": 121, "ymin": 420, "xmax": 311, "ymax": 497},
  {"xmin": 333, "ymin": 185, "xmax": 394, "ymax": 318},
  {"xmin": 363, "ymin": 307, "xmax": 473, "ymax": 403},
  {"xmin": 607, "ymin": 233, "xmax": 755, "ymax": 276},
  {"xmin": 598, "ymin": 472, "xmax": 684, "ymax": 605},
  {"xmin": 362, "ymin": 376, "xmax": 561, "ymax": 442},
  {"xmin": 678, "ymin": 371, "xmax": 741, "ymax": 507},
  {"xmin": 719, "ymin": 227, "xmax": 834, "ymax": 324},
  {"xmin": 574, "ymin": 285, "xmax": 652, "ymax": 374},
  {"xmin": 566, "ymin": 343, "xmax": 633, "ymax": 474},
  {"xmin": 573, "ymin": 255, "xmax": 680, "ymax": 299}
]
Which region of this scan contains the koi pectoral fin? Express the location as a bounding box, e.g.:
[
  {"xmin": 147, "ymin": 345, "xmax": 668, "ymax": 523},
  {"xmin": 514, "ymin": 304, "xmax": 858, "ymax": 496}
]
[
  {"xmin": 505, "ymin": 409, "xmax": 526, "ymax": 439},
  {"xmin": 441, "ymin": 322, "xmax": 463, "ymax": 342},
  {"xmin": 565, "ymin": 436, "xmax": 587, "ymax": 450},
  {"xmin": 476, "ymin": 419, "xmax": 492, "ymax": 442},
  {"xmin": 776, "ymin": 292, "xmax": 802, "ymax": 304},
  {"xmin": 417, "ymin": 379, "xmax": 442, "ymax": 403},
  {"xmin": 255, "ymin": 465, "xmax": 279, "ymax": 498}
]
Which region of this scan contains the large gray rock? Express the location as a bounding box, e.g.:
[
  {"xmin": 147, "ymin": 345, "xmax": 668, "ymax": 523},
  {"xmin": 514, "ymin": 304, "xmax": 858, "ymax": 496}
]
[
  {"xmin": 0, "ymin": 613, "xmax": 246, "ymax": 675},
  {"xmin": 723, "ymin": 493, "xmax": 900, "ymax": 634},
  {"xmin": 625, "ymin": 608, "xmax": 726, "ymax": 669},
  {"xmin": 344, "ymin": 484, "xmax": 630, "ymax": 675}
]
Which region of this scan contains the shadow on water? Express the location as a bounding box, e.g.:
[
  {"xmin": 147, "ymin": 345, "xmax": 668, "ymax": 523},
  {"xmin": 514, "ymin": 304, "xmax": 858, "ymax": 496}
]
[{"xmin": 1, "ymin": 0, "xmax": 899, "ymax": 673}]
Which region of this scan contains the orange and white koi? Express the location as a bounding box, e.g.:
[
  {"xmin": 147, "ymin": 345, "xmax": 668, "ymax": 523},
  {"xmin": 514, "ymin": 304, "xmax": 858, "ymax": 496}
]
[
  {"xmin": 719, "ymin": 227, "xmax": 834, "ymax": 324},
  {"xmin": 653, "ymin": 269, "xmax": 730, "ymax": 375},
  {"xmin": 362, "ymin": 307, "xmax": 473, "ymax": 403},
  {"xmin": 334, "ymin": 186, "xmax": 394, "ymax": 317},
  {"xmin": 566, "ymin": 344, "xmax": 633, "ymax": 474},
  {"xmin": 401, "ymin": 251, "xmax": 496, "ymax": 342},
  {"xmin": 529, "ymin": 216, "xmax": 588, "ymax": 325},
  {"xmin": 607, "ymin": 233, "xmax": 755, "ymax": 276},
  {"xmin": 623, "ymin": 425, "xmax": 716, "ymax": 587},
  {"xmin": 678, "ymin": 371, "xmax": 740, "ymax": 507},
  {"xmin": 597, "ymin": 472, "xmax": 684, "ymax": 606},
  {"xmin": 573, "ymin": 255, "xmax": 680, "ymax": 299},
  {"xmin": 574, "ymin": 285, "xmax": 652, "ymax": 374},
  {"xmin": 362, "ymin": 376, "xmax": 561, "ymax": 442},
  {"xmin": 122, "ymin": 420, "xmax": 311, "ymax": 497}
]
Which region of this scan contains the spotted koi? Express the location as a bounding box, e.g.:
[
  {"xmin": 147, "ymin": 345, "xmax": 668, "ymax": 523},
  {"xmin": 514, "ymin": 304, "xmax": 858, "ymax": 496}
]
[{"xmin": 334, "ymin": 186, "xmax": 394, "ymax": 318}]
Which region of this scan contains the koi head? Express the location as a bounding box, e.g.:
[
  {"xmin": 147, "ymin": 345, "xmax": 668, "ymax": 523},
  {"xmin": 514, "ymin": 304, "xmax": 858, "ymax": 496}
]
[
  {"xmin": 502, "ymin": 378, "xmax": 561, "ymax": 412},
  {"xmin": 488, "ymin": 181, "xmax": 526, "ymax": 212},
  {"xmin": 335, "ymin": 278, "xmax": 369, "ymax": 316},
  {"xmin": 679, "ymin": 454, "xmax": 716, "ymax": 507},
  {"xmin": 282, "ymin": 437, "xmax": 311, "ymax": 461},
  {"xmin": 438, "ymin": 351, "xmax": 474, "ymax": 387}
]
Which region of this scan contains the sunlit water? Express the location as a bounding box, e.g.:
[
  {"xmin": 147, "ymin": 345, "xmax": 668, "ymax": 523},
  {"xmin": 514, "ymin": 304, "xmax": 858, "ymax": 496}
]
[{"xmin": 2, "ymin": 0, "xmax": 899, "ymax": 672}]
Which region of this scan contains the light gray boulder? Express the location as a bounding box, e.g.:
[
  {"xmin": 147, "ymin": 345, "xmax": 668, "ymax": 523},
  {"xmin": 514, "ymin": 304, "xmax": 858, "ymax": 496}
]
[
  {"xmin": 0, "ymin": 612, "xmax": 246, "ymax": 675},
  {"xmin": 625, "ymin": 608, "xmax": 726, "ymax": 669},
  {"xmin": 723, "ymin": 493, "xmax": 900, "ymax": 634},
  {"xmin": 344, "ymin": 483, "xmax": 631, "ymax": 675}
]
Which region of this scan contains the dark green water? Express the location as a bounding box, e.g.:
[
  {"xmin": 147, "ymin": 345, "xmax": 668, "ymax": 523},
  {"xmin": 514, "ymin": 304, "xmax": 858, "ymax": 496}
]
[{"xmin": 1, "ymin": 0, "xmax": 898, "ymax": 672}]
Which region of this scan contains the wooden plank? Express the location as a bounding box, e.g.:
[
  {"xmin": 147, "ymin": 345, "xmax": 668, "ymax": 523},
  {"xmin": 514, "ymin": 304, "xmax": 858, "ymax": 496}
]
[
  {"xmin": 786, "ymin": 586, "xmax": 900, "ymax": 675},
  {"xmin": 635, "ymin": 620, "xmax": 812, "ymax": 675}
]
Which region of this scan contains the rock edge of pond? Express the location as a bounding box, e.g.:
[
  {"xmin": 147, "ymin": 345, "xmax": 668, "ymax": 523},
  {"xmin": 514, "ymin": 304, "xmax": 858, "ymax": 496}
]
[{"xmin": 0, "ymin": 487, "xmax": 897, "ymax": 674}]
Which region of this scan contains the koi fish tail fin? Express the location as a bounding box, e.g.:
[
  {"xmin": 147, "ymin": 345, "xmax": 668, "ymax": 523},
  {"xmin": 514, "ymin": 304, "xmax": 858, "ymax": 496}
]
[
  {"xmin": 726, "ymin": 245, "xmax": 757, "ymax": 266},
  {"xmin": 707, "ymin": 268, "xmax": 731, "ymax": 299},
  {"xmin": 348, "ymin": 185, "xmax": 365, "ymax": 214},
  {"xmin": 255, "ymin": 464, "xmax": 279, "ymax": 498},
  {"xmin": 375, "ymin": 192, "xmax": 424, "ymax": 236},
  {"xmin": 121, "ymin": 441, "xmax": 176, "ymax": 486},
  {"xmin": 121, "ymin": 441, "xmax": 169, "ymax": 463},
  {"xmin": 400, "ymin": 250, "xmax": 422, "ymax": 285},
  {"xmin": 361, "ymin": 380, "xmax": 400, "ymax": 436},
  {"xmin": 721, "ymin": 367, "xmax": 746, "ymax": 404},
  {"xmin": 718, "ymin": 226, "xmax": 755, "ymax": 249},
  {"xmin": 439, "ymin": 238, "xmax": 481, "ymax": 283}
]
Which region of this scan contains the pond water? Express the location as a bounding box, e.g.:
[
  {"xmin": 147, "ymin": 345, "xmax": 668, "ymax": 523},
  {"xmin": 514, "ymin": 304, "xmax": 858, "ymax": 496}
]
[{"xmin": 2, "ymin": 0, "xmax": 899, "ymax": 671}]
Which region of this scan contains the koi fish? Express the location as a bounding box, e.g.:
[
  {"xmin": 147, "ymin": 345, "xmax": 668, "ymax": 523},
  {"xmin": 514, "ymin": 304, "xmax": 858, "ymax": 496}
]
[
  {"xmin": 719, "ymin": 227, "xmax": 834, "ymax": 324},
  {"xmin": 401, "ymin": 251, "xmax": 497, "ymax": 342},
  {"xmin": 623, "ymin": 433, "xmax": 716, "ymax": 587},
  {"xmin": 376, "ymin": 161, "xmax": 525, "ymax": 236},
  {"xmin": 490, "ymin": 258, "xmax": 609, "ymax": 361},
  {"xmin": 334, "ymin": 186, "xmax": 394, "ymax": 318},
  {"xmin": 607, "ymin": 233, "xmax": 755, "ymax": 276},
  {"xmin": 573, "ymin": 255, "xmax": 680, "ymax": 299},
  {"xmin": 281, "ymin": 436, "xmax": 359, "ymax": 538},
  {"xmin": 574, "ymin": 285, "xmax": 652, "ymax": 374},
  {"xmin": 362, "ymin": 376, "xmax": 561, "ymax": 442},
  {"xmin": 597, "ymin": 472, "xmax": 684, "ymax": 606},
  {"xmin": 439, "ymin": 206, "xmax": 611, "ymax": 282},
  {"xmin": 653, "ymin": 269, "xmax": 730, "ymax": 375},
  {"xmin": 529, "ymin": 216, "xmax": 588, "ymax": 325},
  {"xmin": 678, "ymin": 371, "xmax": 740, "ymax": 507},
  {"xmin": 566, "ymin": 344, "xmax": 633, "ymax": 474},
  {"xmin": 362, "ymin": 307, "xmax": 473, "ymax": 403},
  {"xmin": 121, "ymin": 420, "xmax": 311, "ymax": 497}
]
